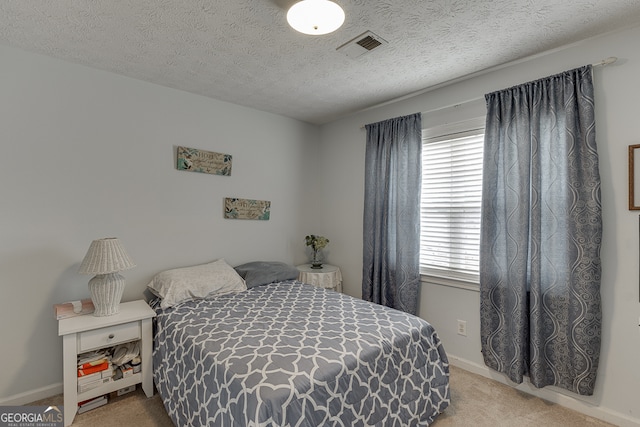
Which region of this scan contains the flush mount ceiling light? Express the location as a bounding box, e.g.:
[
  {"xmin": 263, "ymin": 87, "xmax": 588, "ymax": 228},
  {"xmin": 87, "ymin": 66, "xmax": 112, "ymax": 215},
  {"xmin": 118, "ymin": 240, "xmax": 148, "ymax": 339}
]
[{"xmin": 287, "ymin": 0, "xmax": 345, "ymax": 35}]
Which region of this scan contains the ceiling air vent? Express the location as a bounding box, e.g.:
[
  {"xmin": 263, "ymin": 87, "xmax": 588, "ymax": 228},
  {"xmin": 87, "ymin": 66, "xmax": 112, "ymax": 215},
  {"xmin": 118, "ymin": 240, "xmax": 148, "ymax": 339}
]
[
  {"xmin": 337, "ymin": 31, "xmax": 388, "ymax": 59},
  {"xmin": 357, "ymin": 35, "xmax": 382, "ymax": 50}
]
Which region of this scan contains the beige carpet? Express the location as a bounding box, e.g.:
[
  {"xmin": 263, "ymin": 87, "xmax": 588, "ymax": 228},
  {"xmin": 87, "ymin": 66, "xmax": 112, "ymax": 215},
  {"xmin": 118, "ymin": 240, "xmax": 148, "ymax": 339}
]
[
  {"xmin": 430, "ymin": 366, "xmax": 614, "ymax": 427},
  {"xmin": 30, "ymin": 366, "xmax": 615, "ymax": 426}
]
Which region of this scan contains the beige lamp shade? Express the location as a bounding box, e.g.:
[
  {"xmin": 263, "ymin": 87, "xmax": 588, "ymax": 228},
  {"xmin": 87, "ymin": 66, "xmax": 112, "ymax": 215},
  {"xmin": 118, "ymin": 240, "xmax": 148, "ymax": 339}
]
[
  {"xmin": 79, "ymin": 237, "xmax": 136, "ymax": 274},
  {"xmin": 79, "ymin": 238, "xmax": 136, "ymax": 316}
]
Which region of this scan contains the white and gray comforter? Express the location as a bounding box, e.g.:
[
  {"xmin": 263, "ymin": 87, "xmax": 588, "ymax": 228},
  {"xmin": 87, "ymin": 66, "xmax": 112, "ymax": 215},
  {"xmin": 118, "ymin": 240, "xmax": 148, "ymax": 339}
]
[{"xmin": 153, "ymin": 281, "xmax": 450, "ymax": 426}]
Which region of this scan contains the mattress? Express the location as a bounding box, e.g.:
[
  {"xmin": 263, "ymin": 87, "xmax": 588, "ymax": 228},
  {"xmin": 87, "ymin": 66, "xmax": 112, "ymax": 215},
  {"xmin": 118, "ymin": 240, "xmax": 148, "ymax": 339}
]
[{"xmin": 152, "ymin": 281, "xmax": 450, "ymax": 426}]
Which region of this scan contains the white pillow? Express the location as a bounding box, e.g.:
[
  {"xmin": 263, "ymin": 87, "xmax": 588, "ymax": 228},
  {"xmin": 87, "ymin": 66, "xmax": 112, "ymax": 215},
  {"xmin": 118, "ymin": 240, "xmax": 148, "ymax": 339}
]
[{"xmin": 148, "ymin": 259, "xmax": 246, "ymax": 308}]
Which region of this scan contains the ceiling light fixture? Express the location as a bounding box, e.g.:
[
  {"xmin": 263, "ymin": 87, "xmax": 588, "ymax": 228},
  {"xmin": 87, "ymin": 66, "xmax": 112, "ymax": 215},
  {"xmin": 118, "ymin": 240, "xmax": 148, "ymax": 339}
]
[{"xmin": 287, "ymin": 0, "xmax": 345, "ymax": 35}]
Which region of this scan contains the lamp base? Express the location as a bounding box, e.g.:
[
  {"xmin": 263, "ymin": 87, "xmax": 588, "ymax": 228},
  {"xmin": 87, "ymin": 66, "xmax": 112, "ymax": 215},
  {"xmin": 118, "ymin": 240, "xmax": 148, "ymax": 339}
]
[{"xmin": 88, "ymin": 273, "xmax": 126, "ymax": 316}]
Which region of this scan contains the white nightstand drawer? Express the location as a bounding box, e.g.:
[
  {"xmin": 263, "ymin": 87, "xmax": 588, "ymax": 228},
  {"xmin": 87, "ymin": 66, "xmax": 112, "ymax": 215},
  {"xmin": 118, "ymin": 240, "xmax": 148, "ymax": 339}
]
[{"xmin": 78, "ymin": 321, "xmax": 140, "ymax": 352}]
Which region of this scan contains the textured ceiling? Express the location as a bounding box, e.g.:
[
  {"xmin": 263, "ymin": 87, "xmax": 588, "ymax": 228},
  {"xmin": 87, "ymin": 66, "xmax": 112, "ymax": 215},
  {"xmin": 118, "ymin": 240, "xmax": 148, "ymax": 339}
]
[{"xmin": 1, "ymin": 1, "xmax": 640, "ymax": 124}]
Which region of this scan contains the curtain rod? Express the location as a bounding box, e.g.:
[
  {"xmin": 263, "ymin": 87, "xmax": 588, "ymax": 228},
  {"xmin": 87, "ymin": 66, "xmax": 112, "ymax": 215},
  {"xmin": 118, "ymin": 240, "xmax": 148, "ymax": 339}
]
[
  {"xmin": 592, "ymin": 56, "xmax": 618, "ymax": 67},
  {"xmin": 360, "ymin": 57, "xmax": 618, "ymax": 130}
]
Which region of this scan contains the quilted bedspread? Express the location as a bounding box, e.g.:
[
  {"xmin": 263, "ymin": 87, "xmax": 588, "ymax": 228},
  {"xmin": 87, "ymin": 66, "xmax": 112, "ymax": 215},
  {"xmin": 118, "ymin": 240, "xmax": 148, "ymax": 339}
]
[{"xmin": 153, "ymin": 281, "xmax": 450, "ymax": 426}]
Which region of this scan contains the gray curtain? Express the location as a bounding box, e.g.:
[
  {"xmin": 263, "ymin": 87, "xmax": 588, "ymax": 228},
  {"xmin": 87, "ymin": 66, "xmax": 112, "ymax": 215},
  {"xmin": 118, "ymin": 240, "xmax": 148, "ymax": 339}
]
[
  {"xmin": 480, "ymin": 66, "xmax": 602, "ymax": 395},
  {"xmin": 363, "ymin": 113, "xmax": 422, "ymax": 315}
]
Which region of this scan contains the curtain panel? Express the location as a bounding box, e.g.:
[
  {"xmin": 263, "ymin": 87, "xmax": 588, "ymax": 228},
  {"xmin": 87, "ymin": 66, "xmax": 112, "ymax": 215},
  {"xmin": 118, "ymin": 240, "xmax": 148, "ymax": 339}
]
[
  {"xmin": 480, "ymin": 66, "xmax": 602, "ymax": 395},
  {"xmin": 363, "ymin": 113, "xmax": 422, "ymax": 315}
]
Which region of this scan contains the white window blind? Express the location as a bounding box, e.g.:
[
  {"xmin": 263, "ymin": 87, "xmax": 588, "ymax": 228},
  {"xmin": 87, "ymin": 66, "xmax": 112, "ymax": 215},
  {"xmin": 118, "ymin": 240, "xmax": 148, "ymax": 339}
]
[{"xmin": 420, "ymin": 123, "xmax": 484, "ymax": 284}]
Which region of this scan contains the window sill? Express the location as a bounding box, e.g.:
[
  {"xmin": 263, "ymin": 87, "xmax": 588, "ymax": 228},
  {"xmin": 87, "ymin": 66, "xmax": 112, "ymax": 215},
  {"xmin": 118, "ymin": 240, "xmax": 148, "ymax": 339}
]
[{"xmin": 420, "ymin": 274, "xmax": 480, "ymax": 292}]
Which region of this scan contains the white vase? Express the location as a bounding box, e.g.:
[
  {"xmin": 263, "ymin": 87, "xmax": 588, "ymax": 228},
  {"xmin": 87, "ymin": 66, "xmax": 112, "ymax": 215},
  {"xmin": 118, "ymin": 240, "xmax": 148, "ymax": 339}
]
[{"xmin": 88, "ymin": 272, "xmax": 126, "ymax": 316}]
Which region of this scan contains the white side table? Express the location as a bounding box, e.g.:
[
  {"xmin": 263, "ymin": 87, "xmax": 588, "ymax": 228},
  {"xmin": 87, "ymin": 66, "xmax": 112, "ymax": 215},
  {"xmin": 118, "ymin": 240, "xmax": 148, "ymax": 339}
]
[
  {"xmin": 58, "ymin": 300, "xmax": 156, "ymax": 426},
  {"xmin": 297, "ymin": 264, "xmax": 343, "ymax": 292}
]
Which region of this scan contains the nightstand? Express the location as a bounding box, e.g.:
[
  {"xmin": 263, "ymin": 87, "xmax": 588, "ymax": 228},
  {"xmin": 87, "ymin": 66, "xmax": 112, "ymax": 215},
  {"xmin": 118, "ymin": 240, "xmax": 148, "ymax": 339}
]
[
  {"xmin": 58, "ymin": 300, "xmax": 156, "ymax": 426},
  {"xmin": 297, "ymin": 264, "xmax": 343, "ymax": 292}
]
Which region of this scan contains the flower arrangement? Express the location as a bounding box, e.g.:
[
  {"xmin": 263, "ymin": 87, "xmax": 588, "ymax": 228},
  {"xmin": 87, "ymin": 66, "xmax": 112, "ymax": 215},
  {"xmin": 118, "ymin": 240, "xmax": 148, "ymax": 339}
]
[
  {"xmin": 305, "ymin": 234, "xmax": 329, "ymax": 268},
  {"xmin": 305, "ymin": 234, "xmax": 329, "ymax": 251}
]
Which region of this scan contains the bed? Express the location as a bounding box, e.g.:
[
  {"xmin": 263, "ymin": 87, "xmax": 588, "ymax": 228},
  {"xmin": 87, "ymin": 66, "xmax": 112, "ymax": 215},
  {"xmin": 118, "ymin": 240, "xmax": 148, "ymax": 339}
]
[{"xmin": 149, "ymin": 260, "xmax": 450, "ymax": 426}]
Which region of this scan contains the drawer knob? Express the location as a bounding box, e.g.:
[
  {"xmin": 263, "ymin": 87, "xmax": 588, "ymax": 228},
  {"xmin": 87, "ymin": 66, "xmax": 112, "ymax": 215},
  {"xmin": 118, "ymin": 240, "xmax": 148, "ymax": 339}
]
[{"xmin": 108, "ymin": 334, "xmax": 115, "ymax": 339}]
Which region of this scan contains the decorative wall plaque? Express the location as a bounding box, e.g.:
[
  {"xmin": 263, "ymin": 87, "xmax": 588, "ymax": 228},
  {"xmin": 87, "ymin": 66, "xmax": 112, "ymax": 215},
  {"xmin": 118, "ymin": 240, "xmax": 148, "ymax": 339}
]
[
  {"xmin": 224, "ymin": 198, "xmax": 271, "ymax": 220},
  {"xmin": 177, "ymin": 146, "xmax": 232, "ymax": 176}
]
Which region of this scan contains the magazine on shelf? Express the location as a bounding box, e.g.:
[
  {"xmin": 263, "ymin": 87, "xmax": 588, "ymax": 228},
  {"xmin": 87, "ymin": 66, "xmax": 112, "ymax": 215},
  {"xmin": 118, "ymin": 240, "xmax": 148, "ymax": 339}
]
[
  {"xmin": 78, "ymin": 357, "xmax": 109, "ymax": 370},
  {"xmin": 78, "ymin": 361, "xmax": 110, "ymax": 377},
  {"xmin": 77, "ymin": 350, "xmax": 109, "ymax": 366},
  {"xmin": 77, "ymin": 395, "xmax": 107, "ymax": 414},
  {"xmin": 78, "ymin": 377, "xmax": 111, "ymax": 393},
  {"xmin": 77, "ymin": 366, "xmax": 113, "ymax": 385}
]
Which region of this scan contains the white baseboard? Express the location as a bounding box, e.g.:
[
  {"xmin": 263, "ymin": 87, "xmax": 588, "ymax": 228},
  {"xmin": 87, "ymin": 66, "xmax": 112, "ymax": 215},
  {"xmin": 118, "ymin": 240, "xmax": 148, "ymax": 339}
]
[
  {"xmin": 0, "ymin": 383, "xmax": 63, "ymax": 406},
  {"xmin": 448, "ymin": 355, "xmax": 640, "ymax": 427}
]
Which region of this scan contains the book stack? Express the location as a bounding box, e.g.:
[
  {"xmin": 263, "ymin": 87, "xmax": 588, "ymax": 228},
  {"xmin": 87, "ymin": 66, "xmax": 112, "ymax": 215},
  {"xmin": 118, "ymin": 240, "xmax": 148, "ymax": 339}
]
[
  {"xmin": 77, "ymin": 351, "xmax": 113, "ymax": 393},
  {"xmin": 77, "ymin": 395, "xmax": 108, "ymax": 414}
]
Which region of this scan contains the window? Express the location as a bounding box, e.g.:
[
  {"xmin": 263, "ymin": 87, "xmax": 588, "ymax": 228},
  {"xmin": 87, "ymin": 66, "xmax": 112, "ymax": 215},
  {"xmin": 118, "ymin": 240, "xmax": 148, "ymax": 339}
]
[{"xmin": 420, "ymin": 118, "xmax": 484, "ymax": 286}]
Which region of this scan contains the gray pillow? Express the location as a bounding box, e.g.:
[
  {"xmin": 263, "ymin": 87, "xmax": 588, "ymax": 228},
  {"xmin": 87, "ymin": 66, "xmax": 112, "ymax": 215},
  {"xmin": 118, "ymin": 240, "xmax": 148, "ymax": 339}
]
[{"xmin": 234, "ymin": 261, "xmax": 299, "ymax": 288}]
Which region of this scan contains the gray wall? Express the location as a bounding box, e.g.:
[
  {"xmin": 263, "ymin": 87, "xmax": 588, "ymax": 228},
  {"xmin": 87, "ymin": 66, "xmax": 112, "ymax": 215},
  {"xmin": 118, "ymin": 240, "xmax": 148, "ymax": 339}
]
[
  {"xmin": 0, "ymin": 44, "xmax": 320, "ymax": 401},
  {"xmin": 318, "ymin": 25, "xmax": 640, "ymax": 427}
]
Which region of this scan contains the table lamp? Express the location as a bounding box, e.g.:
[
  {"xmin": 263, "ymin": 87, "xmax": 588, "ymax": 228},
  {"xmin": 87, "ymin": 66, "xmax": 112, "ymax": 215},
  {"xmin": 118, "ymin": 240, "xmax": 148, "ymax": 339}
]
[{"xmin": 78, "ymin": 237, "xmax": 136, "ymax": 316}]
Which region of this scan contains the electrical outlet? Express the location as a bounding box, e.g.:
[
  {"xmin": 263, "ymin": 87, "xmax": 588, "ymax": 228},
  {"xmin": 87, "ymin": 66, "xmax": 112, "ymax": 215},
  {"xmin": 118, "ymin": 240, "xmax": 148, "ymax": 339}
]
[{"xmin": 457, "ymin": 320, "xmax": 467, "ymax": 337}]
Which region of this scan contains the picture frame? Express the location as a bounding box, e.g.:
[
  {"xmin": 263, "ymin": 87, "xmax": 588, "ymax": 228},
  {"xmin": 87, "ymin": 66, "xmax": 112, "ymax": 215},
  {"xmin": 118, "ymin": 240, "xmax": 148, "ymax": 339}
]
[
  {"xmin": 628, "ymin": 144, "xmax": 640, "ymax": 210},
  {"xmin": 224, "ymin": 198, "xmax": 271, "ymax": 220},
  {"xmin": 177, "ymin": 146, "xmax": 232, "ymax": 176}
]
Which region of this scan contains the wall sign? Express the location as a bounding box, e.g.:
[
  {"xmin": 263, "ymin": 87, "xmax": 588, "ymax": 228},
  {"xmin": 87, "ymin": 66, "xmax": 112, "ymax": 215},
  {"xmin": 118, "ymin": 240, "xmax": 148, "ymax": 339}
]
[
  {"xmin": 224, "ymin": 198, "xmax": 271, "ymax": 220},
  {"xmin": 177, "ymin": 146, "xmax": 232, "ymax": 176}
]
